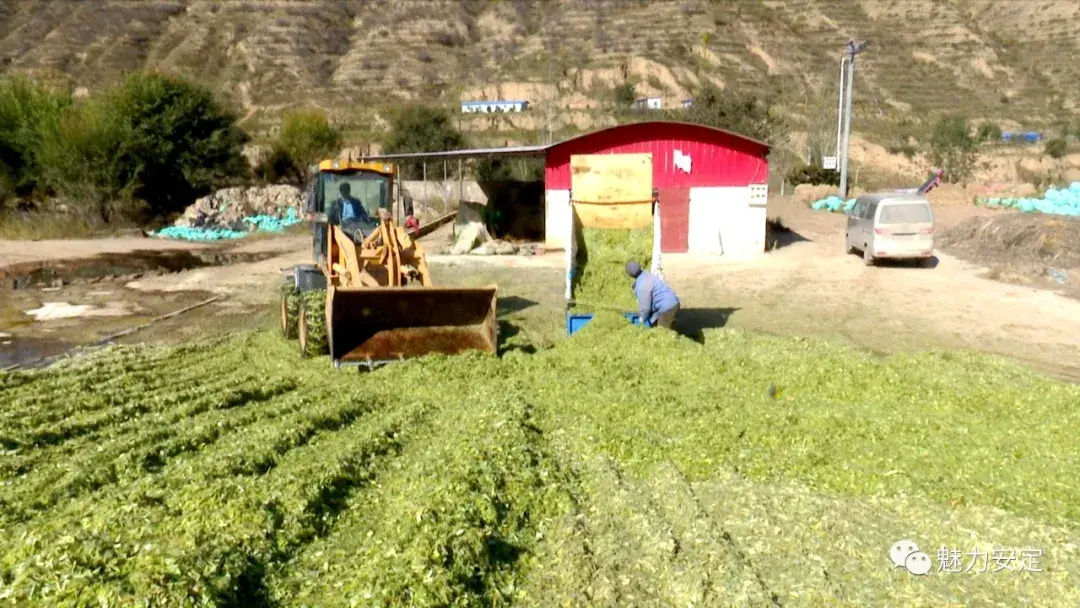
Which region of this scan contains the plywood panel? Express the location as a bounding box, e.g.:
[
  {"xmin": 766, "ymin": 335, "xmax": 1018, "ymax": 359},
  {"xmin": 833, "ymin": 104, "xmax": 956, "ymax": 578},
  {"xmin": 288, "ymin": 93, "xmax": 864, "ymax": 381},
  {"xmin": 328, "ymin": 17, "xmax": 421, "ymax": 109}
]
[
  {"xmin": 570, "ymin": 153, "xmax": 653, "ymax": 204},
  {"xmin": 572, "ymin": 201, "xmax": 653, "ymax": 229},
  {"xmin": 658, "ymin": 188, "xmax": 689, "ymax": 253}
]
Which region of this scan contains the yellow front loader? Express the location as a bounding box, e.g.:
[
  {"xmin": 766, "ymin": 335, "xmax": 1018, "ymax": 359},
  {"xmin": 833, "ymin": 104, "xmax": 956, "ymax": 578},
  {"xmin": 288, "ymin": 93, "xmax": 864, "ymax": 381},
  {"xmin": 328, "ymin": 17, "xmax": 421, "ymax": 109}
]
[{"xmin": 280, "ymin": 160, "xmax": 497, "ymax": 368}]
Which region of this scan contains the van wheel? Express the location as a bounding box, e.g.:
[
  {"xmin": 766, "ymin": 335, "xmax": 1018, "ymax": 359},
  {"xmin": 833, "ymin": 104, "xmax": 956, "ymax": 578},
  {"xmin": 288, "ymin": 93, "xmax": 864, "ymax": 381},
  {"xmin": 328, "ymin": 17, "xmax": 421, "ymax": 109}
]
[
  {"xmin": 845, "ymin": 234, "xmax": 856, "ymax": 255},
  {"xmin": 862, "ymin": 247, "xmax": 875, "ymax": 266}
]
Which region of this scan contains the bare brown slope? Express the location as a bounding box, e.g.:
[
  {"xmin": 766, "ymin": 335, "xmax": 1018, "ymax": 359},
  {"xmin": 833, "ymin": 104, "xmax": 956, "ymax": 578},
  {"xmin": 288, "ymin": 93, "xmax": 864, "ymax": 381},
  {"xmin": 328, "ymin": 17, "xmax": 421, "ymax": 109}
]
[{"xmin": 0, "ymin": 0, "xmax": 1076, "ymax": 135}]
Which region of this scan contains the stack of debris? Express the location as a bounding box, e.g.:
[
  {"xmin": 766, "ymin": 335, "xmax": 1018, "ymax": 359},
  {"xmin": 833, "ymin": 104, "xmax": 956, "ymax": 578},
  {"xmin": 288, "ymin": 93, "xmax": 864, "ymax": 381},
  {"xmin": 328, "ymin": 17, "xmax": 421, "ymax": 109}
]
[
  {"xmin": 175, "ymin": 185, "xmax": 304, "ymax": 230},
  {"xmin": 469, "ymin": 240, "xmax": 540, "ymax": 256}
]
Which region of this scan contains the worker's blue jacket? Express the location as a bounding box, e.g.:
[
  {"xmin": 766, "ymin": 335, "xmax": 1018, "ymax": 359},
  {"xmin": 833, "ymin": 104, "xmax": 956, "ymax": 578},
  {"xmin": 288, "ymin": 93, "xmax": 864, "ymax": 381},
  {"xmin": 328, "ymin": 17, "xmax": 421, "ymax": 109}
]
[{"xmin": 633, "ymin": 271, "xmax": 679, "ymax": 327}]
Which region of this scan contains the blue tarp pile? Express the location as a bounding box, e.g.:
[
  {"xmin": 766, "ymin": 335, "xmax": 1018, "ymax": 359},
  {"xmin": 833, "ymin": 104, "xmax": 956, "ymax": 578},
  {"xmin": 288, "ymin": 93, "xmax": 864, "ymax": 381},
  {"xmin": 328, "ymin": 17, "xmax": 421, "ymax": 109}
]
[
  {"xmin": 152, "ymin": 208, "xmax": 302, "ymax": 241},
  {"xmin": 810, "ymin": 196, "xmax": 856, "ymax": 213},
  {"xmin": 977, "ymin": 182, "xmax": 1080, "ymax": 216}
]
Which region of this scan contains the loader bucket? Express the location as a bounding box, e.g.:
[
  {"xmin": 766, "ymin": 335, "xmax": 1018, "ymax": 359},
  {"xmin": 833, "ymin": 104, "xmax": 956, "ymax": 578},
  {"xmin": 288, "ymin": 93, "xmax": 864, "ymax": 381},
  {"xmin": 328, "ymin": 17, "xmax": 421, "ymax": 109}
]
[{"xmin": 327, "ymin": 285, "xmax": 498, "ymax": 364}]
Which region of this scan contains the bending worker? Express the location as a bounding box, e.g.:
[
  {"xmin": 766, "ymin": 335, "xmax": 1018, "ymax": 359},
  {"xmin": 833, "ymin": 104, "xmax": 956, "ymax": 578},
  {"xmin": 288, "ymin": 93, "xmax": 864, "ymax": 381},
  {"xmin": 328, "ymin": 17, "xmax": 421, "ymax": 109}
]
[{"xmin": 626, "ymin": 260, "xmax": 680, "ymax": 329}]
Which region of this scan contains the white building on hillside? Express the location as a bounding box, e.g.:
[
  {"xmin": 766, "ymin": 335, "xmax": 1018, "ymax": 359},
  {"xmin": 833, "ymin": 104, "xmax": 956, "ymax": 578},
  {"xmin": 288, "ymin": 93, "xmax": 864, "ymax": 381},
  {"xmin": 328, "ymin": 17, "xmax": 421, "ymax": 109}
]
[
  {"xmin": 461, "ymin": 100, "xmax": 529, "ymax": 113},
  {"xmin": 633, "ymin": 97, "xmax": 663, "ymax": 110}
]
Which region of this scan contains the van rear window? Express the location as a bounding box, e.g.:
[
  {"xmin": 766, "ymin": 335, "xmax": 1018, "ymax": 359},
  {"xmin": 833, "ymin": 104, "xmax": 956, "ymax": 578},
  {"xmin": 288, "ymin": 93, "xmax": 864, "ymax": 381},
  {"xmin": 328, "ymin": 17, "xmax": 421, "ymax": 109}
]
[{"xmin": 879, "ymin": 203, "xmax": 931, "ymax": 224}]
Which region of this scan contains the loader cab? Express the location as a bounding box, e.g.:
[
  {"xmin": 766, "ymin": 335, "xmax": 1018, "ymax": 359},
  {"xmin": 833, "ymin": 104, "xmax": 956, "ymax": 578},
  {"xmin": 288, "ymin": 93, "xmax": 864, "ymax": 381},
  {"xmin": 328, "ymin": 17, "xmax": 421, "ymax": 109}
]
[{"xmin": 309, "ymin": 160, "xmax": 397, "ymax": 264}]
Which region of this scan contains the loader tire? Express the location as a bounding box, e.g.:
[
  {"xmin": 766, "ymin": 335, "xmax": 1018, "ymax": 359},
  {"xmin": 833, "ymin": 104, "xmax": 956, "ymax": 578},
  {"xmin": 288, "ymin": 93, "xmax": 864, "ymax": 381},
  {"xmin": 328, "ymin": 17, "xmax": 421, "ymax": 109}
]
[
  {"xmin": 299, "ymin": 289, "xmax": 329, "ymax": 358},
  {"xmin": 280, "ymin": 283, "xmax": 300, "ymax": 340}
]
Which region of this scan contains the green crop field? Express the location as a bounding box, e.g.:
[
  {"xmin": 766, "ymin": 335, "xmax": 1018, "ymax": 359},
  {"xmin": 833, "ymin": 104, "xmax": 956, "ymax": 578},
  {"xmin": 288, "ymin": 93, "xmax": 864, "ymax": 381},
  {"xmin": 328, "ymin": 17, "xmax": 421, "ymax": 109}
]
[{"xmin": 1, "ymin": 318, "xmax": 1079, "ymax": 606}]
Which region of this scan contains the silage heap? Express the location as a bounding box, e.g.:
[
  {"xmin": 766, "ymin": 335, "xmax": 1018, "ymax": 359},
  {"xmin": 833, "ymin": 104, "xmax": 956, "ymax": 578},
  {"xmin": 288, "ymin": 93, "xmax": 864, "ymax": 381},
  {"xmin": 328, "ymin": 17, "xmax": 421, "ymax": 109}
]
[
  {"xmin": 1, "ymin": 318, "xmax": 1079, "ymax": 606},
  {"xmin": 571, "ymin": 226, "xmax": 653, "ymax": 312}
]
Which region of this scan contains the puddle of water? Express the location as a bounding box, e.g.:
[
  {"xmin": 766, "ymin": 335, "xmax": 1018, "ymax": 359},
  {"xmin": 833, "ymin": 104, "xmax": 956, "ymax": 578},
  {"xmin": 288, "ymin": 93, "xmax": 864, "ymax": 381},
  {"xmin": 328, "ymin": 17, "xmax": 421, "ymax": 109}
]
[
  {"xmin": 0, "ymin": 335, "xmax": 75, "ymax": 369},
  {"xmin": 24, "ymin": 301, "xmax": 140, "ymax": 321},
  {"xmin": 0, "ymin": 285, "xmax": 219, "ymax": 369},
  {"xmin": 0, "ymin": 249, "xmax": 281, "ymax": 290}
]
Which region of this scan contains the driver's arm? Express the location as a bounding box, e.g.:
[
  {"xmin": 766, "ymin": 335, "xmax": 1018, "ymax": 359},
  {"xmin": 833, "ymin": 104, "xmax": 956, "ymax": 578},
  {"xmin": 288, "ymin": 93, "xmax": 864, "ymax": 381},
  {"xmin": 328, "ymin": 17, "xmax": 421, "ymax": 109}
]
[
  {"xmin": 355, "ymin": 201, "xmax": 372, "ymax": 223},
  {"xmin": 327, "ymin": 199, "xmax": 341, "ymax": 225}
]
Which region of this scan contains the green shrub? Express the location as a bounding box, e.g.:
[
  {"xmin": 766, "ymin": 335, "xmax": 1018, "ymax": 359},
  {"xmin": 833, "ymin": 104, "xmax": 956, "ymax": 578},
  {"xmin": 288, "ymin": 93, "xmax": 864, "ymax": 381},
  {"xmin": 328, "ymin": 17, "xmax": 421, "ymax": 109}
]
[
  {"xmin": 1, "ymin": 73, "xmax": 248, "ymax": 230},
  {"xmin": 679, "ymin": 82, "xmax": 786, "ymax": 146},
  {"xmin": 0, "ymin": 77, "xmax": 70, "ymax": 203},
  {"xmin": 36, "ymin": 102, "xmax": 142, "ymax": 222},
  {"xmin": 103, "ymin": 73, "xmax": 249, "ymax": 216},
  {"xmin": 1045, "ymin": 137, "xmax": 1068, "ymax": 159},
  {"xmin": 257, "ymin": 109, "xmax": 343, "ymax": 184},
  {"xmin": 977, "ymin": 122, "xmax": 1002, "ymax": 142},
  {"xmin": 613, "ymin": 81, "xmax": 636, "ymax": 107},
  {"xmin": 930, "ymin": 116, "xmax": 979, "ymax": 184},
  {"xmin": 474, "ymin": 156, "xmax": 544, "ymax": 182},
  {"xmin": 383, "ymin": 105, "xmax": 467, "ymax": 179},
  {"xmin": 787, "ymin": 163, "xmax": 840, "ymax": 187}
]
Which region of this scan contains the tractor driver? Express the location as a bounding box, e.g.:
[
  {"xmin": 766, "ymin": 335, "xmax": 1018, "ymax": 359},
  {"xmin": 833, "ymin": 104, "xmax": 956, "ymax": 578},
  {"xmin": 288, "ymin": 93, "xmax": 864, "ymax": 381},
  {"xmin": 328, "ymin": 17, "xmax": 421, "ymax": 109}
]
[{"xmin": 333, "ymin": 183, "xmax": 374, "ymax": 240}]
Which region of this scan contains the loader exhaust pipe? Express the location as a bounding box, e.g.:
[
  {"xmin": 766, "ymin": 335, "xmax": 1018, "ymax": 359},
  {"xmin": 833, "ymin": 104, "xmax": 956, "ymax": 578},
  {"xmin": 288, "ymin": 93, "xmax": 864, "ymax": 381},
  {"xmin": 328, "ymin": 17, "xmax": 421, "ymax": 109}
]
[{"xmin": 327, "ymin": 285, "xmax": 498, "ymax": 364}]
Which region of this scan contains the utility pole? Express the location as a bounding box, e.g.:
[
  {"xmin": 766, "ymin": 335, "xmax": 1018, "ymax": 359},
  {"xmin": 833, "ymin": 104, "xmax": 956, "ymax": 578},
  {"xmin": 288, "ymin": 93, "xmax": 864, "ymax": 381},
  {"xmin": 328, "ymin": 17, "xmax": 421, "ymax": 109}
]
[
  {"xmin": 838, "ymin": 40, "xmax": 868, "ymax": 199},
  {"xmin": 835, "ymin": 55, "xmax": 847, "ymax": 160},
  {"xmin": 547, "ymin": 52, "xmax": 553, "ymax": 145}
]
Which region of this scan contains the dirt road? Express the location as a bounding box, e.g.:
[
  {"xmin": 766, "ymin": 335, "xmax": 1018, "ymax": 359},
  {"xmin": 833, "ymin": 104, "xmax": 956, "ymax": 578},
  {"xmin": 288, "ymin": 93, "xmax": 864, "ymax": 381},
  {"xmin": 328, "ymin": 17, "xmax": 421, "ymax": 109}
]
[
  {"xmin": 664, "ymin": 198, "xmax": 1080, "ymax": 380},
  {"xmin": 2, "ymin": 201, "xmax": 1079, "ymax": 379}
]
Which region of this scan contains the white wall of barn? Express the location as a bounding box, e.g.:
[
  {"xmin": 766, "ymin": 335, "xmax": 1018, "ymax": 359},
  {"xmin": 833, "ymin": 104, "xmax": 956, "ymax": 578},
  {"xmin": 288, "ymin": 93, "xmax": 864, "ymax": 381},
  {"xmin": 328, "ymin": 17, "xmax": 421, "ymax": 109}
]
[
  {"xmin": 543, "ymin": 186, "xmax": 765, "ymax": 258},
  {"xmin": 544, "ymin": 189, "xmax": 571, "ymax": 250},
  {"xmin": 686, "ymin": 186, "xmax": 765, "ymax": 257}
]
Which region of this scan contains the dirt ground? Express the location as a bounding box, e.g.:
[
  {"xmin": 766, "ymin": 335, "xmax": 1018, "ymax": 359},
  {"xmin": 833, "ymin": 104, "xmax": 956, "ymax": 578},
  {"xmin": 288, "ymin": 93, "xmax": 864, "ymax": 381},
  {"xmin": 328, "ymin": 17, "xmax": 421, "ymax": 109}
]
[
  {"xmin": 670, "ymin": 197, "xmax": 1080, "ymax": 381},
  {"xmin": 2, "ymin": 199, "xmax": 1080, "ymax": 380},
  {"xmin": 0, "ymin": 236, "xmax": 213, "ymax": 266}
]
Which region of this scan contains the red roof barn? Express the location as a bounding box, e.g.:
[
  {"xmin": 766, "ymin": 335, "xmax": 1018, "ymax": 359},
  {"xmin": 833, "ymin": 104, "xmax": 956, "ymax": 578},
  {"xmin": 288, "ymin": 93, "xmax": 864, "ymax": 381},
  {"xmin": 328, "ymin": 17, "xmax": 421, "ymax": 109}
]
[{"xmin": 543, "ymin": 121, "xmax": 770, "ymax": 256}]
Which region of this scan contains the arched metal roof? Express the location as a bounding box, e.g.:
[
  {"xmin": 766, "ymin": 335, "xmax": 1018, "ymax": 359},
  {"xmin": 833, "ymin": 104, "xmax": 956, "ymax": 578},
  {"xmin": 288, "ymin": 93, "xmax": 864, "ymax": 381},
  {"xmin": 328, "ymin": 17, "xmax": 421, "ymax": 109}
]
[{"xmin": 546, "ymin": 121, "xmax": 769, "ymax": 154}]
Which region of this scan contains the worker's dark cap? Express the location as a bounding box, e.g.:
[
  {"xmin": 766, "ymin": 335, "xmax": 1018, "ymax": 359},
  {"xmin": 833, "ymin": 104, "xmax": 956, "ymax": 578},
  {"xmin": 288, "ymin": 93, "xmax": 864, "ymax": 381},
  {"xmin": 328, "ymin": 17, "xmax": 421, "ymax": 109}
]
[{"xmin": 625, "ymin": 260, "xmax": 642, "ymax": 277}]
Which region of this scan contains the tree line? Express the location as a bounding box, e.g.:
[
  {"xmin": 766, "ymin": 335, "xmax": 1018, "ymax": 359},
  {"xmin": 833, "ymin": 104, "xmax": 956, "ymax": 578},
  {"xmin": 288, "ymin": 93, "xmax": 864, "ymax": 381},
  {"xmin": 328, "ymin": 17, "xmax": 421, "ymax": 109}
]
[
  {"xmin": 11, "ymin": 70, "xmax": 1064, "ymax": 230},
  {"xmin": 0, "ymin": 72, "xmax": 558, "ymax": 231}
]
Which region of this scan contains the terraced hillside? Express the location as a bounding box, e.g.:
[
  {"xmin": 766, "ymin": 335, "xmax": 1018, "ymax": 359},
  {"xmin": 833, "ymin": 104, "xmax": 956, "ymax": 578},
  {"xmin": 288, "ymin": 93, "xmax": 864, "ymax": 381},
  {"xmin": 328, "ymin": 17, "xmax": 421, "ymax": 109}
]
[
  {"xmin": 0, "ymin": 0, "xmax": 1078, "ymax": 140},
  {"xmin": 1, "ymin": 320, "xmax": 1079, "ymax": 605}
]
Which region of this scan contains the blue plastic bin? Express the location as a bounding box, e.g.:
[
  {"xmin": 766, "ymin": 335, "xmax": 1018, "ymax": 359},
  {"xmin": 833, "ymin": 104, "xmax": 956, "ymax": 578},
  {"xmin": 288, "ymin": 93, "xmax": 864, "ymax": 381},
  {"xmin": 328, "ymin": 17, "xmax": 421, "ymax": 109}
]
[{"xmin": 566, "ymin": 312, "xmax": 645, "ymax": 336}]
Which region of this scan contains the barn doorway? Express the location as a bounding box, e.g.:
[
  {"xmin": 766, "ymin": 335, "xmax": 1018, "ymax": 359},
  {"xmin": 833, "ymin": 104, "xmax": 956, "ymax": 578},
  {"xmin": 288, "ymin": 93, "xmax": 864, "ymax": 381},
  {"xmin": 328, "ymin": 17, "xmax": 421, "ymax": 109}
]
[{"xmin": 475, "ymin": 157, "xmax": 546, "ymax": 241}]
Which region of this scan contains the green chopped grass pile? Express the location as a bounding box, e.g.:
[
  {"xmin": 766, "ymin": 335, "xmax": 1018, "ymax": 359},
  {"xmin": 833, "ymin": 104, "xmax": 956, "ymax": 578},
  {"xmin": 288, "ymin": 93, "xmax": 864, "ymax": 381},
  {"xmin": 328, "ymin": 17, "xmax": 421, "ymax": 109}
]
[
  {"xmin": 299, "ymin": 289, "xmax": 327, "ymax": 356},
  {"xmin": 572, "ymin": 226, "xmax": 653, "ymax": 311},
  {"xmin": 1, "ymin": 322, "xmax": 1079, "ymax": 606},
  {"xmin": 279, "ymin": 282, "xmax": 300, "ymax": 339}
]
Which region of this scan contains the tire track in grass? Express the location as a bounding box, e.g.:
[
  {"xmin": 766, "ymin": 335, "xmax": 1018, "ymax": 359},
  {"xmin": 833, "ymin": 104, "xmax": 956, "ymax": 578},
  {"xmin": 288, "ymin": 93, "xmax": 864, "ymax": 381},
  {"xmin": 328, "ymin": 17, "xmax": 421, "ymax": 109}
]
[
  {"xmin": 0, "ymin": 369, "xmax": 286, "ymax": 481},
  {"xmin": 0, "ymin": 343, "xmax": 183, "ymax": 394},
  {"xmin": 3, "ymin": 384, "xmax": 358, "ymax": 527},
  {"xmin": 0, "ymin": 341, "xmax": 241, "ymax": 421},
  {"xmin": 0, "ymin": 390, "xmax": 435, "ymax": 606},
  {"xmin": 691, "ymin": 469, "xmax": 1080, "ymax": 605},
  {"xmin": 0, "ymin": 378, "xmax": 301, "ymax": 525},
  {"xmin": 0, "ymin": 367, "xmax": 277, "ymax": 458},
  {"xmin": 644, "ymin": 462, "xmax": 784, "ymax": 607},
  {"xmin": 268, "ymin": 374, "xmax": 555, "ymax": 607},
  {"xmin": 513, "ymin": 428, "xmax": 611, "ymax": 607},
  {"xmin": 0, "ymin": 345, "xmax": 253, "ymax": 435}
]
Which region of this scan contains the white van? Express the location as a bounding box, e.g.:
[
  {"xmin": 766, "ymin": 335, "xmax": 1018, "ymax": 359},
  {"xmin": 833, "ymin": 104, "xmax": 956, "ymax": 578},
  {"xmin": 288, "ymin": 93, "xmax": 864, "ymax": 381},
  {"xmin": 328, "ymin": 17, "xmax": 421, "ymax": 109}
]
[{"xmin": 845, "ymin": 193, "xmax": 935, "ymax": 267}]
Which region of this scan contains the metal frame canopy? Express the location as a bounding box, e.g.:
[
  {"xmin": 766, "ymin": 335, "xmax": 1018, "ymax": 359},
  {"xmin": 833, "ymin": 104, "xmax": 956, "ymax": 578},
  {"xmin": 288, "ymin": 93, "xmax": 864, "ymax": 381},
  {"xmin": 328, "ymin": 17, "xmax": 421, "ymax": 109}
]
[
  {"xmin": 357, "ymin": 121, "xmax": 767, "ymax": 163},
  {"xmin": 359, "ymin": 145, "xmax": 548, "ymax": 162}
]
